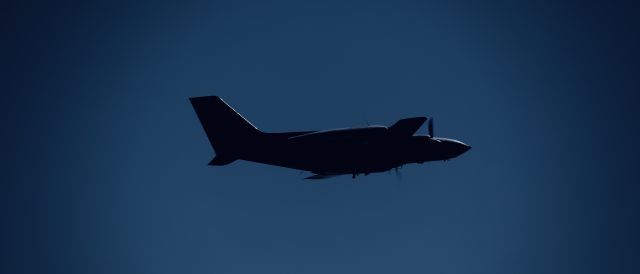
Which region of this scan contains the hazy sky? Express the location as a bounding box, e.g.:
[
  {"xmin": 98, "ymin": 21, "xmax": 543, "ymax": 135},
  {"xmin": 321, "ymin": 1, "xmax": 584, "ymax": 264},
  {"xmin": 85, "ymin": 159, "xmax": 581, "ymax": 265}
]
[{"xmin": 4, "ymin": 0, "xmax": 639, "ymax": 273}]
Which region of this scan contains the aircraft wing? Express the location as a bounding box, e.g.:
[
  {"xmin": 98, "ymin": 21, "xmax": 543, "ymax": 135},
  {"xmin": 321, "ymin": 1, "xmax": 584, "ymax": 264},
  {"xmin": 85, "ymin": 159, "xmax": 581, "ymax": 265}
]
[{"xmin": 388, "ymin": 117, "xmax": 427, "ymax": 136}]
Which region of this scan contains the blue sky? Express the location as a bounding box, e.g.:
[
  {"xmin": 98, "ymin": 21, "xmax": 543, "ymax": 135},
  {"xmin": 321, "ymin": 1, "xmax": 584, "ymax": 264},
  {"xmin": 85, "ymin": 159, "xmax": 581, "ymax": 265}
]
[{"xmin": 4, "ymin": 0, "xmax": 639, "ymax": 273}]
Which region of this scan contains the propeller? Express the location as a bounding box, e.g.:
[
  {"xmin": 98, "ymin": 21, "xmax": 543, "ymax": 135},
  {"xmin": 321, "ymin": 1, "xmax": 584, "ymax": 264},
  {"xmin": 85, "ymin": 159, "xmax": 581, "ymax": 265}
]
[{"xmin": 427, "ymin": 118, "xmax": 434, "ymax": 138}]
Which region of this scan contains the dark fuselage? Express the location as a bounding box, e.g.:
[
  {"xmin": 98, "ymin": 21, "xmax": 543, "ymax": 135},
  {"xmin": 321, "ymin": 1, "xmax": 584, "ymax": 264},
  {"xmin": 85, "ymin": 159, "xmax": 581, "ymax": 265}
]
[{"xmin": 236, "ymin": 126, "xmax": 470, "ymax": 176}]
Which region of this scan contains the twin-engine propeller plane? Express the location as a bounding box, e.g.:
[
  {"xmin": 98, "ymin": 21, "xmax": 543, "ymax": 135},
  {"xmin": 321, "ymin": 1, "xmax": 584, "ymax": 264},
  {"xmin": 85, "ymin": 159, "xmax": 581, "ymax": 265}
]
[{"xmin": 190, "ymin": 96, "xmax": 470, "ymax": 179}]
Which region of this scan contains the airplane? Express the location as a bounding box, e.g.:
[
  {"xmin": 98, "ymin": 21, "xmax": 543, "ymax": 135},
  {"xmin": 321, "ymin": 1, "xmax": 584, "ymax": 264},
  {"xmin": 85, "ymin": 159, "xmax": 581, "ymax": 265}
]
[{"xmin": 189, "ymin": 96, "xmax": 470, "ymax": 179}]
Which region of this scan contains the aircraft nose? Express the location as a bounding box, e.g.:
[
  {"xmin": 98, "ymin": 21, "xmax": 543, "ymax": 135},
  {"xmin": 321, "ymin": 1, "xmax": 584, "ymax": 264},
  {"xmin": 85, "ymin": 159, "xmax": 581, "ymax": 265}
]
[
  {"xmin": 462, "ymin": 143, "xmax": 471, "ymax": 152},
  {"xmin": 458, "ymin": 143, "xmax": 471, "ymax": 154},
  {"xmin": 433, "ymin": 138, "xmax": 471, "ymax": 159},
  {"xmin": 454, "ymin": 142, "xmax": 471, "ymax": 156}
]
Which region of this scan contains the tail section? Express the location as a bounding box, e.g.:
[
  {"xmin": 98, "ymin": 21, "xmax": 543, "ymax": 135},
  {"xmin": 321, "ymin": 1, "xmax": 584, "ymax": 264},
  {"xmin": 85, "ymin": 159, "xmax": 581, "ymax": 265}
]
[{"xmin": 189, "ymin": 96, "xmax": 262, "ymax": 165}]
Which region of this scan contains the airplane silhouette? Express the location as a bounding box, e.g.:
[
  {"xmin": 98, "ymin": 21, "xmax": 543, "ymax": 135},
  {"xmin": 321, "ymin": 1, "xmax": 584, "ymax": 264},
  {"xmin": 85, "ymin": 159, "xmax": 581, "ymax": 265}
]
[{"xmin": 190, "ymin": 96, "xmax": 470, "ymax": 179}]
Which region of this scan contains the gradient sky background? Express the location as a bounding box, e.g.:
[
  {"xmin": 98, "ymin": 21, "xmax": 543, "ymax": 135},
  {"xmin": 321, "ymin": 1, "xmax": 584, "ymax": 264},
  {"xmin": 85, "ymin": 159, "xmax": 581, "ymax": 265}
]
[{"xmin": 4, "ymin": 0, "xmax": 639, "ymax": 273}]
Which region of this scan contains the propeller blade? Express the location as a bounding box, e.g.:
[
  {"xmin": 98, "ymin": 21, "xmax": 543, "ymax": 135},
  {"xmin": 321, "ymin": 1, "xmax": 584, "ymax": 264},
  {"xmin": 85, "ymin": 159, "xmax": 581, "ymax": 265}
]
[{"xmin": 428, "ymin": 118, "xmax": 434, "ymax": 137}]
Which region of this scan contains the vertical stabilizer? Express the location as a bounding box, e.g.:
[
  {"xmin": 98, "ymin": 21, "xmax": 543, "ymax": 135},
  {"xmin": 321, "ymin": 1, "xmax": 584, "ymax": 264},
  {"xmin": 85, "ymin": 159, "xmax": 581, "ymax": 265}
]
[{"xmin": 189, "ymin": 96, "xmax": 261, "ymax": 165}]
